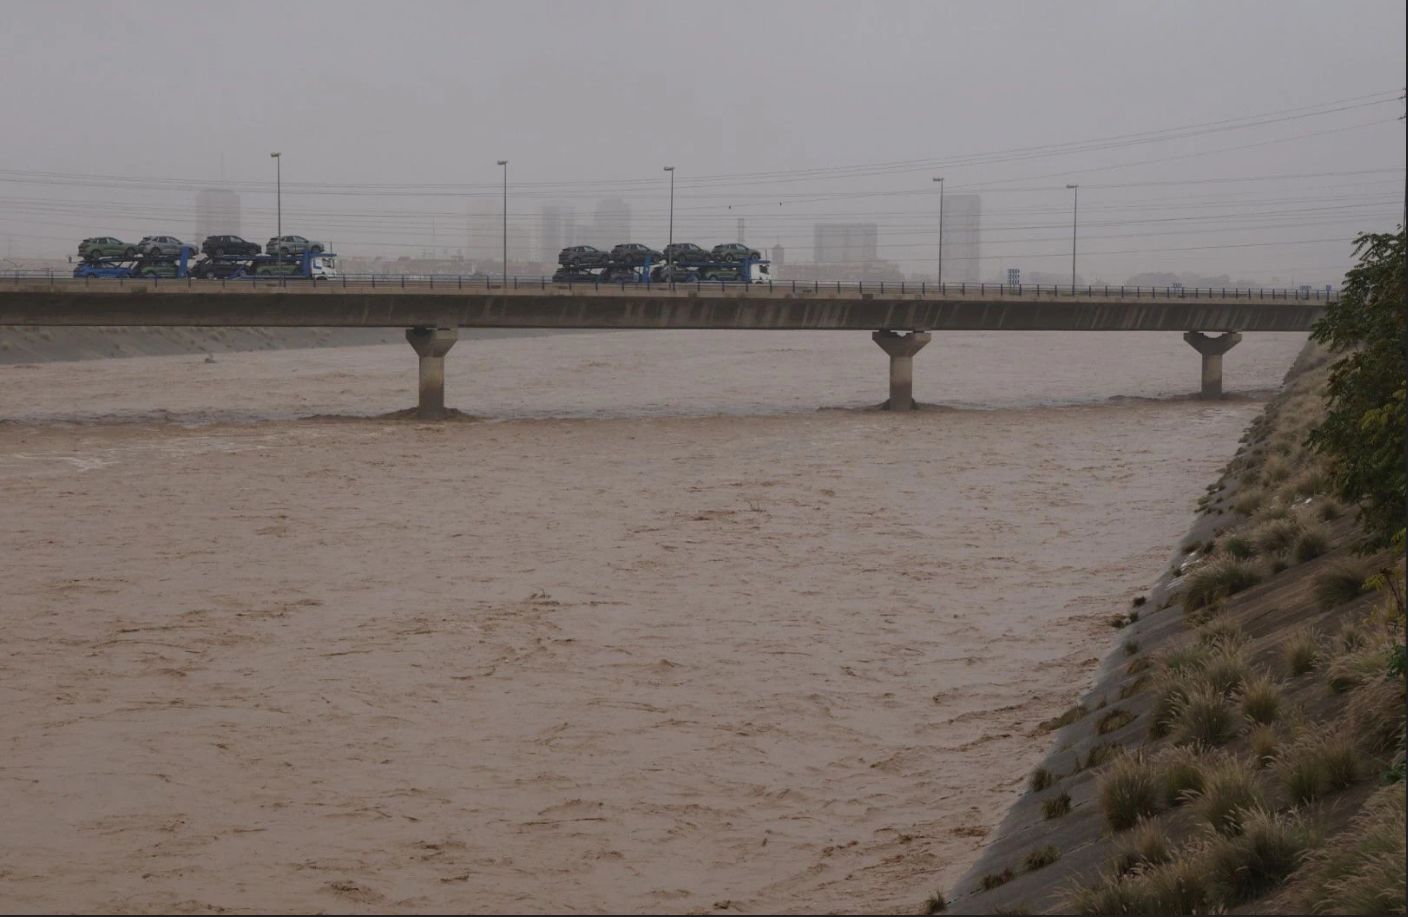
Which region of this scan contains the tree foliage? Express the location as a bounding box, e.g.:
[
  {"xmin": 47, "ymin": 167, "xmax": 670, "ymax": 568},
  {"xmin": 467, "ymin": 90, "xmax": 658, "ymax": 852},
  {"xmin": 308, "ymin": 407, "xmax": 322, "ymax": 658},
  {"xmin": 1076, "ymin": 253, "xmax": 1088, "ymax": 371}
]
[{"xmin": 1308, "ymin": 229, "xmax": 1406, "ymax": 550}]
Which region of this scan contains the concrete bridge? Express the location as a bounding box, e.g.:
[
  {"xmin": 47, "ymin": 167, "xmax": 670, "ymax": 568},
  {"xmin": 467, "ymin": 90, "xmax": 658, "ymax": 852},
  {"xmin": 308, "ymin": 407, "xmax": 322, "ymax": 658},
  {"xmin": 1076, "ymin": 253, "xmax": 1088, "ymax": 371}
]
[{"xmin": 0, "ymin": 278, "xmax": 1326, "ymax": 417}]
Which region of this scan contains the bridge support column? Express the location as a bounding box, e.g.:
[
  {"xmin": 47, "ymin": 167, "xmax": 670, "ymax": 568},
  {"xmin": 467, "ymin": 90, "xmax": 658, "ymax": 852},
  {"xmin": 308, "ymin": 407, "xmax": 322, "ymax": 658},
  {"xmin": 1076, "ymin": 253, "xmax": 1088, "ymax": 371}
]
[
  {"xmin": 1183, "ymin": 331, "xmax": 1242, "ymax": 399},
  {"xmin": 872, "ymin": 330, "xmax": 932, "ymax": 411},
  {"xmin": 406, "ymin": 327, "xmax": 458, "ymax": 419}
]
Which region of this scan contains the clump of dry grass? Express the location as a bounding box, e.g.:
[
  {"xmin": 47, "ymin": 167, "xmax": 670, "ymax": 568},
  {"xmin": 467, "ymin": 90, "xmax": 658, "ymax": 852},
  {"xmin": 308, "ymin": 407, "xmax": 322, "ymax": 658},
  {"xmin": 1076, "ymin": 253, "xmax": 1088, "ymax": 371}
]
[
  {"xmin": 977, "ymin": 867, "xmax": 1014, "ymax": 891},
  {"xmin": 923, "ymin": 890, "xmax": 948, "ymax": 914},
  {"xmin": 1097, "ymin": 708, "xmax": 1136, "ymax": 735},
  {"xmin": 1326, "ymin": 641, "xmax": 1391, "ymax": 693},
  {"xmin": 1039, "ymin": 703, "xmax": 1087, "ymax": 733},
  {"xmin": 1156, "ymin": 745, "xmax": 1206, "ymax": 806},
  {"xmin": 1191, "ymin": 757, "xmax": 1266, "ymax": 835},
  {"xmin": 1182, "ymin": 557, "xmax": 1263, "ymax": 610},
  {"xmin": 1222, "ymin": 535, "xmax": 1256, "ymax": 559},
  {"xmin": 1029, "ymin": 766, "xmax": 1055, "ymax": 793},
  {"xmin": 1042, "ymin": 791, "xmax": 1071, "ymax": 819},
  {"xmin": 1172, "ymin": 683, "xmax": 1240, "ymax": 748},
  {"xmin": 1285, "ymin": 466, "xmax": 1330, "ymax": 500},
  {"xmin": 1293, "ymin": 527, "xmax": 1329, "ymax": 563},
  {"xmin": 1231, "ymin": 489, "xmax": 1265, "ymax": 517},
  {"xmin": 1278, "ymin": 732, "xmax": 1361, "ymax": 805},
  {"xmin": 1249, "ymin": 724, "xmax": 1281, "ymax": 768},
  {"xmin": 1346, "ymin": 674, "xmax": 1407, "ymax": 754},
  {"xmin": 1316, "ymin": 499, "xmax": 1341, "ymax": 522},
  {"xmin": 1024, "ymin": 845, "xmax": 1060, "ymax": 871},
  {"xmin": 1112, "ymin": 817, "xmax": 1173, "ymax": 875},
  {"xmin": 1290, "ymin": 782, "xmax": 1405, "ymax": 914},
  {"xmin": 1250, "ymin": 517, "xmax": 1301, "ymax": 555},
  {"xmin": 1065, "ymin": 871, "xmax": 1145, "ymax": 916},
  {"xmin": 1084, "ymin": 742, "xmax": 1119, "ymax": 770},
  {"xmin": 1239, "ymin": 674, "xmax": 1282, "ymax": 725},
  {"xmin": 1198, "ymin": 646, "xmax": 1252, "ymax": 697},
  {"xmin": 1098, "ymin": 752, "xmax": 1162, "ymax": 831},
  {"xmin": 1196, "ymin": 620, "xmax": 1249, "ymax": 651},
  {"xmin": 1314, "ymin": 565, "xmax": 1369, "ymax": 610},
  {"xmin": 1282, "ymin": 627, "xmax": 1321, "ymax": 676},
  {"xmin": 1202, "ymin": 807, "xmax": 1316, "ymax": 904},
  {"xmin": 1070, "ymin": 856, "xmax": 1216, "ymax": 917}
]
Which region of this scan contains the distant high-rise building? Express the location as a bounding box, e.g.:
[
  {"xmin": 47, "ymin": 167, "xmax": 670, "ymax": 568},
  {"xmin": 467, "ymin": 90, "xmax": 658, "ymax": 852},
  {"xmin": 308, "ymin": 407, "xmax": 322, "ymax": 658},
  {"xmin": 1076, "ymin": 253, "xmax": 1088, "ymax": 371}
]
[
  {"xmin": 814, "ymin": 223, "xmax": 878, "ymax": 263},
  {"xmin": 540, "ymin": 205, "xmax": 567, "ymax": 262},
  {"xmin": 593, "ymin": 197, "xmax": 631, "ymax": 247},
  {"xmin": 1006, "ymin": 267, "xmax": 1021, "ymax": 287},
  {"xmin": 195, "ymin": 188, "xmax": 240, "ymax": 240},
  {"xmin": 770, "ymin": 242, "xmax": 785, "ymax": 269},
  {"xmin": 943, "ymin": 194, "xmax": 981, "ymax": 282}
]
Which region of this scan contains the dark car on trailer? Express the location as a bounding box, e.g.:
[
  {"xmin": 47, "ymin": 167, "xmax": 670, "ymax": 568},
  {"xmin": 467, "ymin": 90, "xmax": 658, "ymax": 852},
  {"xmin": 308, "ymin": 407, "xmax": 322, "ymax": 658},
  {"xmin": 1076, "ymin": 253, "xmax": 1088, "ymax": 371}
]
[{"xmin": 202, "ymin": 235, "xmax": 262, "ymax": 258}]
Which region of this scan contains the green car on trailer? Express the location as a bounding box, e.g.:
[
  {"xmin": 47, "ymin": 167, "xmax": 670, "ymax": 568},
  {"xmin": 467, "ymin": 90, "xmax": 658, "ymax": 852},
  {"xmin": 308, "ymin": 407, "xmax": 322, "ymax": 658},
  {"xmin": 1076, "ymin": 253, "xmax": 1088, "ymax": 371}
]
[{"xmin": 78, "ymin": 237, "xmax": 138, "ymax": 261}]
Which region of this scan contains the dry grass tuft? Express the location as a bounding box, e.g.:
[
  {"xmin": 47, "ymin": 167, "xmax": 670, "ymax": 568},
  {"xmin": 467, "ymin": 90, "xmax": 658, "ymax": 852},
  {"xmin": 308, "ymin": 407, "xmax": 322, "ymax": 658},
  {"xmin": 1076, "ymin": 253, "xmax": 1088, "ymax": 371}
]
[
  {"xmin": 1249, "ymin": 724, "xmax": 1281, "ymax": 768},
  {"xmin": 1097, "ymin": 708, "xmax": 1136, "ymax": 735},
  {"xmin": 1191, "ymin": 756, "xmax": 1266, "ymax": 835},
  {"xmin": 1098, "ymin": 752, "xmax": 1162, "ymax": 832},
  {"xmin": 1293, "ymin": 528, "xmax": 1329, "ymax": 563},
  {"xmin": 1202, "ymin": 807, "xmax": 1315, "ymax": 904},
  {"xmin": 1291, "ymin": 782, "xmax": 1405, "ymax": 914},
  {"xmin": 1024, "ymin": 845, "xmax": 1060, "ymax": 872},
  {"xmin": 923, "ymin": 890, "xmax": 948, "ymax": 914},
  {"xmin": 1239, "ymin": 674, "xmax": 1282, "ymax": 725},
  {"xmin": 1313, "ymin": 566, "xmax": 1370, "ymax": 610},
  {"xmin": 1346, "ymin": 674, "xmax": 1407, "ymax": 754},
  {"xmin": 1171, "ymin": 683, "xmax": 1240, "ymax": 747},
  {"xmin": 1250, "ymin": 517, "xmax": 1301, "ymax": 555},
  {"xmin": 1282, "ymin": 627, "xmax": 1321, "ymax": 676},
  {"xmin": 1278, "ymin": 731, "xmax": 1361, "ymax": 805},
  {"xmin": 1156, "ymin": 745, "xmax": 1207, "ymax": 806},
  {"xmin": 1042, "ymin": 791, "xmax": 1071, "ymax": 819},
  {"xmin": 1112, "ymin": 817, "xmax": 1173, "ymax": 875},
  {"xmin": 1183, "ymin": 557, "xmax": 1262, "ymax": 610},
  {"xmin": 977, "ymin": 867, "xmax": 1014, "ymax": 892},
  {"xmin": 1222, "ymin": 535, "xmax": 1256, "ymax": 559},
  {"xmin": 1039, "ymin": 703, "xmax": 1088, "ymax": 733}
]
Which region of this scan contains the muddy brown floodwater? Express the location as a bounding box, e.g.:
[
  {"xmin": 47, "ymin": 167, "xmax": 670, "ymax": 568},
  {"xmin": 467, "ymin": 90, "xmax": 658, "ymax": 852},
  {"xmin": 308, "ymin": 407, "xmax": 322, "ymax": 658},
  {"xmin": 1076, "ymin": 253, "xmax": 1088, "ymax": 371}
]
[{"xmin": 0, "ymin": 330, "xmax": 1306, "ymax": 914}]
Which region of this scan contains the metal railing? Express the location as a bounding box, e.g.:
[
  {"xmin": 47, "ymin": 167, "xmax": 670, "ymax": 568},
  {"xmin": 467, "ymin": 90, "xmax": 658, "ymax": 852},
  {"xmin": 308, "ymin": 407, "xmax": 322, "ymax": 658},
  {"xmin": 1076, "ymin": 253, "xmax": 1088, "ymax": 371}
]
[{"xmin": 0, "ymin": 270, "xmax": 1341, "ymax": 302}]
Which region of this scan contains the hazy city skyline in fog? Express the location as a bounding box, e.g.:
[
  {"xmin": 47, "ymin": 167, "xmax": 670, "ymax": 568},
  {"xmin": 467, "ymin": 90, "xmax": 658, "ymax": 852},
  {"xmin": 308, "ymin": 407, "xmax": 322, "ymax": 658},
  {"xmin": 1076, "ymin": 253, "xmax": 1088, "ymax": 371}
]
[{"xmin": 1, "ymin": 0, "xmax": 1403, "ymax": 285}]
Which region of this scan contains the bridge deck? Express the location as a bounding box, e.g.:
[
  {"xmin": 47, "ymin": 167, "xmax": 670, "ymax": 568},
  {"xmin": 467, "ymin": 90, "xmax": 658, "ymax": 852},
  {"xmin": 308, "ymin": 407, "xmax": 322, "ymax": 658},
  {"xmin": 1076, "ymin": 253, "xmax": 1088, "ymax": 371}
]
[{"xmin": 0, "ymin": 280, "xmax": 1324, "ymax": 332}]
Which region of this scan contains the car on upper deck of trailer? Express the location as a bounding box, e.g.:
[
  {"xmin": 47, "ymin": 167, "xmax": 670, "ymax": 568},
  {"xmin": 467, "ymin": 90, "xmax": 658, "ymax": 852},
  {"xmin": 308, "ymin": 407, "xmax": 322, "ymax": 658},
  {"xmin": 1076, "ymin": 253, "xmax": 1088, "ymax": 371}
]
[{"xmin": 78, "ymin": 237, "xmax": 137, "ymax": 261}]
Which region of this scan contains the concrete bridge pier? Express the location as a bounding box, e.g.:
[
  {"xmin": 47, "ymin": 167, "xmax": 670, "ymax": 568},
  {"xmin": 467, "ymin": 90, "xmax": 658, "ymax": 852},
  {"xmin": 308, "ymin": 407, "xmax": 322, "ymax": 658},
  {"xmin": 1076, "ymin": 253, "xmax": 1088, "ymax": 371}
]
[
  {"xmin": 406, "ymin": 327, "xmax": 458, "ymax": 419},
  {"xmin": 872, "ymin": 330, "xmax": 932, "ymax": 411},
  {"xmin": 1183, "ymin": 331, "xmax": 1243, "ymax": 399}
]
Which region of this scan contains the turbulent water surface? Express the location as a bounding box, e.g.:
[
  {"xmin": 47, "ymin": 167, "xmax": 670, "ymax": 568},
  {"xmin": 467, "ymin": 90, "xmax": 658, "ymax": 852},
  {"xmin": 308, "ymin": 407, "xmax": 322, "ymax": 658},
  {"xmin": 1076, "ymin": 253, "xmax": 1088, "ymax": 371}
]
[{"xmin": 0, "ymin": 330, "xmax": 1305, "ymax": 914}]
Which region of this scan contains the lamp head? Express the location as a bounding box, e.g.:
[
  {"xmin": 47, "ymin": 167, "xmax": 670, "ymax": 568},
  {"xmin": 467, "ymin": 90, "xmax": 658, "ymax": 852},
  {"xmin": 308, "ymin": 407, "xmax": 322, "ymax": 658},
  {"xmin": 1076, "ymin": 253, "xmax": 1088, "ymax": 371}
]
[
  {"xmin": 1066, "ymin": 183, "xmax": 1078, "ymax": 189},
  {"xmin": 270, "ymin": 152, "xmax": 280, "ymax": 158},
  {"xmin": 497, "ymin": 160, "xmax": 508, "ymax": 166}
]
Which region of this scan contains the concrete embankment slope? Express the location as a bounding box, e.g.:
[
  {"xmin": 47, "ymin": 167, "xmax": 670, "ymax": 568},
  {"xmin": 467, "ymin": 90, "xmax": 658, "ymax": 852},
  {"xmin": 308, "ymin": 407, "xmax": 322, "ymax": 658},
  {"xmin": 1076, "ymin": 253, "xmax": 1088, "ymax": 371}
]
[{"xmin": 939, "ymin": 342, "xmax": 1405, "ymax": 915}]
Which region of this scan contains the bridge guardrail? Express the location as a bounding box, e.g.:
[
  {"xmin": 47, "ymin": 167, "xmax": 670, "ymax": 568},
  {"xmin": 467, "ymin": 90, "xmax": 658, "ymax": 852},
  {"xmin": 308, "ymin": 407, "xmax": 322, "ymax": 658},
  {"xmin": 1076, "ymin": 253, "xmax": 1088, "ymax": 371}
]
[{"xmin": 0, "ymin": 271, "xmax": 1340, "ymax": 302}]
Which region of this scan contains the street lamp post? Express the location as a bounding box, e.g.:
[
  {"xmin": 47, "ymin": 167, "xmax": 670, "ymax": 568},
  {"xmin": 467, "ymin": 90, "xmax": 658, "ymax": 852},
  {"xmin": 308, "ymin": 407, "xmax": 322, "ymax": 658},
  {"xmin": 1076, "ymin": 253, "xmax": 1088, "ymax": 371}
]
[
  {"xmin": 497, "ymin": 160, "xmax": 508, "ymax": 281},
  {"xmin": 932, "ymin": 176, "xmax": 944, "ymax": 286},
  {"xmin": 663, "ymin": 166, "xmax": 675, "ymax": 272},
  {"xmin": 1066, "ymin": 183, "xmax": 1079, "ymax": 291},
  {"xmin": 270, "ymin": 152, "xmax": 281, "ymax": 262}
]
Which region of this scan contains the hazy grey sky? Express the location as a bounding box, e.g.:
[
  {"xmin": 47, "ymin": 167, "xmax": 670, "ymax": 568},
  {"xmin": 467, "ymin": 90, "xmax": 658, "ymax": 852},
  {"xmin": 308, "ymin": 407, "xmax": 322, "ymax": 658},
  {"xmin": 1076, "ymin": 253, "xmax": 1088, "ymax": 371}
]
[{"xmin": 2, "ymin": 0, "xmax": 1403, "ymax": 284}]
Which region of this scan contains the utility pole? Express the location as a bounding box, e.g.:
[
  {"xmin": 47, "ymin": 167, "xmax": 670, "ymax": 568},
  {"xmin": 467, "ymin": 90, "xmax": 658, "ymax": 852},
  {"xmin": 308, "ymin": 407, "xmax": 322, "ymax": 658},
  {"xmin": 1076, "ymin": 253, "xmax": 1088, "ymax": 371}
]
[
  {"xmin": 932, "ymin": 176, "xmax": 944, "ymax": 286},
  {"xmin": 270, "ymin": 152, "xmax": 281, "ymax": 264},
  {"xmin": 497, "ymin": 160, "xmax": 508, "ymax": 281},
  {"xmin": 1066, "ymin": 183, "xmax": 1079, "ymax": 290},
  {"xmin": 663, "ymin": 166, "xmax": 675, "ymax": 272}
]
